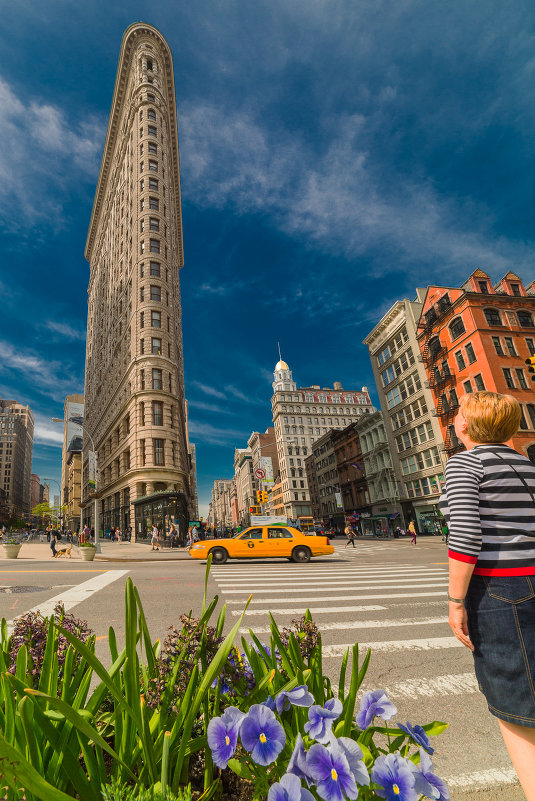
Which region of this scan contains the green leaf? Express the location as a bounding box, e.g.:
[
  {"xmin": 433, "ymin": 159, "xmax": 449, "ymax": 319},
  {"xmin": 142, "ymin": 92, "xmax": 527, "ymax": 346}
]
[
  {"xmin": 421, "ymin": 720, "xmax": 449, "ymax": 736},
  {"xmin": 227, "ymin": 758, "xmax": 254, "ymax": 780},
  {"xmin": 0, "ymin": 735, "xmax": 75, "ymax": 801}
]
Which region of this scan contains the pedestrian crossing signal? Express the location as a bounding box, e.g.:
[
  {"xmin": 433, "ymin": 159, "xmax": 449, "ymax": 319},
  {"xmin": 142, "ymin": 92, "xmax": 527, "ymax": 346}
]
[
  {"xmin": 525, "ymin": 355, "xmax": 535, "ymax": 381},
  {"xmin": 249, "ymin": 505, "xmax": 261, "ymax": 514}
]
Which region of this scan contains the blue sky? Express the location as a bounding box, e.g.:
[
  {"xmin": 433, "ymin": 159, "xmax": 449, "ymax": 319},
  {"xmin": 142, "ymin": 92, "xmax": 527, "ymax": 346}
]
[{"xmin": 1, "ymin": 0, "xmax": 535, "ymax": 517}]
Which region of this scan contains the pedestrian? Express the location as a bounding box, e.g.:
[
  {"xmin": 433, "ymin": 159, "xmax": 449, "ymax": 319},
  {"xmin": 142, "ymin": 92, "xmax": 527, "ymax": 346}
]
[
  {"xmin": 408, "ymin": 520, "xmax": 417, "ymax": 545},
  {"xmin": 150, "ymin": 523, "xmax": 160, "ymax": 551},
  {"xmin": 82, "ymin": 523, "xmax": 90, "ymax": 544},
  {"xmin": 49, "ymin": 531, "xmax": 57, "ymax": 558},
  {"xmin": 441, "ymin": 522, "xmax": 449, "ymax": 544},
  {"xmin": 116, "ymin": 527, "xmax": 122, "ymax": 542},
  {"xmin": 441, "ymin": 391, "xmax": 535, "ymax": 798},
  {"xmin": 344, "ymin": 524, "xmax": 356, "ymax": 548}
]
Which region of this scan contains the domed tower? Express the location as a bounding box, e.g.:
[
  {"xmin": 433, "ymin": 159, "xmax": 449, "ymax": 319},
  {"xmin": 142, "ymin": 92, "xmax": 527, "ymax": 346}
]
[{"xmin": 272, "ymin": 359, "xmax": 296, "ymax": 393}]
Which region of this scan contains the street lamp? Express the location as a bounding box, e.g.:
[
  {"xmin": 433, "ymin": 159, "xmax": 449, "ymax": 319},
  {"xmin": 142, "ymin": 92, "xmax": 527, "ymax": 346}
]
[{"xmin": 51, "ymin": 418, "xmax": 101, "ymax": 553}]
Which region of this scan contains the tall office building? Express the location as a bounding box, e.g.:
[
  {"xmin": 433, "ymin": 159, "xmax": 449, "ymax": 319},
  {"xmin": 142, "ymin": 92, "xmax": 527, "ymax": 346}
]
[
  {"xmin": 60, "ymin": 394, "xmax": 84, "ymax": 532},
  {"xmin": 0, "ymin": 398, "xmax": 34, "ymax": 520},
  {"xmin": 271, "ymin": 360, "xmax": 374, "ymax": 527},
  {"xmin": 83, "ymin": 23, "xmax": 190, "ymax": 540}
]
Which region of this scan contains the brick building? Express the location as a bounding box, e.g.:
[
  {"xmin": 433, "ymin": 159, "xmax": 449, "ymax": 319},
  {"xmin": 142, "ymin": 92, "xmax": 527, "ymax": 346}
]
[
  {"xmin": 333, "ymin": 423, "xmax": 371, "ymax": 524},
  {"xmin": 417, "ymin": 270, "xmax": 535, "ymax": 462}
]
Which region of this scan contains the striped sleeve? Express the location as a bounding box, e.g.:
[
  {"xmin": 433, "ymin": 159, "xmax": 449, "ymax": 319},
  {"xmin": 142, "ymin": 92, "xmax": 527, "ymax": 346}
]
[{"xmin": 445, "ymin": 451, "xmax": 484, "ymax": 563}]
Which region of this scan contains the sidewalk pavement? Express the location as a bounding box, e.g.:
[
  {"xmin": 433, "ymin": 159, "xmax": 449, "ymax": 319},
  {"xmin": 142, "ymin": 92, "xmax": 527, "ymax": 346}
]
[{"xmin": 1, "ymin": 541, "xmax": 191, "ymax": 562}]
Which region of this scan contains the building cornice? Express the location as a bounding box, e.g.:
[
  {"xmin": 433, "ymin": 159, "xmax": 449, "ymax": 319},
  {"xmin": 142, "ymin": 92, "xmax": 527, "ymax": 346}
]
[
  {"xmin": 85, "ymin": 22, "xmax": 183, "ymax": 268},
  {"xmin": 363, "ymin": 301, "xmax": 406, "ymax": 347}
]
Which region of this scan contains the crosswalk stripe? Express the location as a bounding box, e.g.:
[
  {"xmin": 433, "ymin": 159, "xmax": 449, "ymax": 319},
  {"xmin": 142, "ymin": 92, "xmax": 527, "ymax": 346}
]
[
  {"xmin": 227, "ymin": 590, "xmax": 446, "ymax": 616},
  {"xmin": 215, "ymin": 574, "xmax": 446, "ymax": 586},
  {"xmin": 322, "ymin": 637, "xmax": 462, "ymax": 656},
  {"xmin": 212, "ymin": 569, "xmax": 447, "ymax": 579},
  {"xmin": 384, "ymin": 672, "xmax": 478, "ymax": 699},
  {"xmin": 220, "ymin": 581, "xmax": 448, "ymax": 594},
  {"xmin": 235, "ymin": 604, "xmax": 387, "ymax": 617},
  {"xmin": 239, "ymin": 615, "xmax": 448, "ymax": 634},
  {"xmin": 445, "ymin": 768, "xmax": 518, "ymax": 789},
  {"xmin": 212, "ymin": 564, "xmax": 433, "ymax": 572}
]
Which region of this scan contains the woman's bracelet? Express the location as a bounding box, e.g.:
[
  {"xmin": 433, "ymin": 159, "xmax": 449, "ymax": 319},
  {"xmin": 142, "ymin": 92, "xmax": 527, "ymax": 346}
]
[{"xmin": 447, "ymin": 593, "xmax": 465, "ymax": 604}]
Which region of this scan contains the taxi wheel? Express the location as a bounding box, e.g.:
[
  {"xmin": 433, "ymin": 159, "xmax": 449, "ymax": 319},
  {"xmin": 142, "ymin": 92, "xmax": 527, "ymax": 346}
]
[
  {"xmin": 292, "ymin": 546, "xmax": 311, "ymax": 563},
  {"xmin": 210, "ymin": 547, "xmax": 228, "ymax": 564}
]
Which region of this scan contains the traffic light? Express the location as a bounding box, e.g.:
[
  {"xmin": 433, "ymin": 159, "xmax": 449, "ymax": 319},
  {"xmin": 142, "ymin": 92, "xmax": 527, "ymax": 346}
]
[
  {"xmin": 261, "ymin": 491, "xmax": 268, "ymax": 503},
  {"xmin": 526, "ymin": 355, "xmax": 535, "ymax": 381},
  {"xmin": 249, "ymin": 505, "xmax": 261, "ymax": 514},
  {"xmin": 256, "ymin": 490, "xmax": 269, "ymax": 504}
]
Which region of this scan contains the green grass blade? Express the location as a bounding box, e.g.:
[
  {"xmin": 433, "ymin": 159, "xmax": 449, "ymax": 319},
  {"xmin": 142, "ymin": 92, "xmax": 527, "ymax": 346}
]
[{"xmin": 0, "ymin": 735, "xmax": 75, "ymax": 801}]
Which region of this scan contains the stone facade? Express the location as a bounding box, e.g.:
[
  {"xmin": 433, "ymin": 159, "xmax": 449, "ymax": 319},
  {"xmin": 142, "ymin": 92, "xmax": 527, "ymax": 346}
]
[
  {"xmin": 83, "ymin": 24, "xmax": 190, "ymax": 540},
  {"xmin": 0, "ymin": 398, "xmax": 34, "ymax": 520},
  {"xmin": 271, "ymin": 360, "xmax": 374, "ymax": 526},
  {"xmin": 233, "ymin": 448, "xmax": 254, "ymax": 524},
  {"xmin": 211, "ymin": 479, "xmax": 233, "ymax": 528},
  {"xmin": 60, "ymin": 393, "xmax": 84, "ymax": 532},
  {"xmin": 354, "ymin": 411, "xmax": 401, "ymax": 536},
  {"xmin": 364, "ymin": 297, "xmax": 447, "ymax": 534}
]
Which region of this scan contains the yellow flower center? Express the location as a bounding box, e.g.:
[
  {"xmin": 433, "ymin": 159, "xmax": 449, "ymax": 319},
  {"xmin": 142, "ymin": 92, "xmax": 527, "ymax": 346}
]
[
  {"xmin": 259, "ymin": 733, "xmax": 267, "ymax": 743},
  {"xmin": 331, "ymin": 769, "xmax": 338, "ymax": 781},
  {"xmin": 225, "ymin": 736, "xmax": 230, "ymax": 746},
  {"xmin": 393, "ymin": 785, "xmax": 400, "ymax": 795}
]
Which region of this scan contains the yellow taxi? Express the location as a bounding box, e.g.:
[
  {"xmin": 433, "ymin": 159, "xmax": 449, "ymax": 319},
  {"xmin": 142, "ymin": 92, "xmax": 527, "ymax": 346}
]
[{"xmin": 189, "ymin": 525, "xmax": 334, "ymax": 564}]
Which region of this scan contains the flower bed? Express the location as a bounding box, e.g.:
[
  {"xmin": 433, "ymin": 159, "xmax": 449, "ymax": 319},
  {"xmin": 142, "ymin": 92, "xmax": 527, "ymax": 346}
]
[{"xmin": 0, "ymin": 558, "xmax": 449, "ymax": 800}]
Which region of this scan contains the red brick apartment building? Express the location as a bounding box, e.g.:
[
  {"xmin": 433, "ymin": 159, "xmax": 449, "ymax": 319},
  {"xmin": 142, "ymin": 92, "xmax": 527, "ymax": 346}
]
[{"xmin": 416, "ymin": 269, "xmax": 535, "ymax": 462}]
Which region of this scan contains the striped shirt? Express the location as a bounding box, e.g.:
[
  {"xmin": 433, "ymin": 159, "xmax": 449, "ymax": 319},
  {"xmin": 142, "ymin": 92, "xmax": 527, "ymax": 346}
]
[{"xmin": 439, "ymin": 444, "xmax": 535, "ymax": 576}]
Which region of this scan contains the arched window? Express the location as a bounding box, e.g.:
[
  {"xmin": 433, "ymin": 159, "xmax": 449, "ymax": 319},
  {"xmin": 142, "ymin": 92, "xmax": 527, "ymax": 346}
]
[
  {"xmin": 484, "ymin": 308, "xmax": 502, "ymax": 326},
  {"xmin": 517, "ymin": 310, "xmax": 534, "ymax": 328},
  {"xmin": 449, "ymin": 317, "xmax": 466, "ymax": 340},
  {"xmin": 527, "ymin": 445, "xmax": 535, "ymax": 465}
]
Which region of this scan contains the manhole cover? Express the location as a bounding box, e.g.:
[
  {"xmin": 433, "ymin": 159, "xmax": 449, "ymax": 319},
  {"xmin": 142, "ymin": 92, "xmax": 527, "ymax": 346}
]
[{"xmin": 0, "ymin": 586, "xmax": 49, "ymax": 594}]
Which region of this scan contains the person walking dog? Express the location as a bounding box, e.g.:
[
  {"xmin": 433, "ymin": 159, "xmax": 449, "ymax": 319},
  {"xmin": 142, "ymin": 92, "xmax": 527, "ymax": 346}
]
[{"xmin": 440, "ymin": 390, "xmax": 535, "ymax": 799}]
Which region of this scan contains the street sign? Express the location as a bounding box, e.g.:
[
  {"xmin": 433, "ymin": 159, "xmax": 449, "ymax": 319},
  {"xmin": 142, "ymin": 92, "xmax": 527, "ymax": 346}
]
[{"xmin": 254, "ymin": 468, "xmax": 266, "ymax": 480}]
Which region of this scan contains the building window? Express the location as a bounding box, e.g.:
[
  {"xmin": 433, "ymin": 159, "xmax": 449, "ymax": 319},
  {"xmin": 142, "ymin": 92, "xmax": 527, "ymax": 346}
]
[
  {"xmin": 153, "ymin": 401, "xmax": 163, "ymax": 425},
  {"xmin": 151, "ymin": 337, "xmax": 161, "ymax": 354},
  {"xmin": 150, "ymin": 261, "xmax": 160, "ymax": 277},
  {"xmin": 140, "ymin": 370, "xmax": 145, "ymax": 390},
  {"xmin": 478, "ymin": 280, "xmax": 489, "ymax": 293},
  {"xmin": 149, "ymin": 178, "xmax": 158, "ymax": 191},
  {"xmin": 504, "ymin": 337, "xmax": 517, "ymax": 356},
  {"xmin": 140, "ymin": 286, "xmax": 144, "ymax": 301},
  {"xmin": 153, "ymin": 438, "xmax": 164, "ymax": 465},
  {"xmin": 140, "ymin": 241, "xmax": 145, "ymax": 253},
  {"xmin": 526, "ymin": 338, "xmax": 535, "ymax": 356},
  {"xmin": 463, "ymin": 380, "xmax": 473, "ymax": 393},
  {"xmin": 516, "ymin": 368, "xmax": 528, "ymax": 389},
  {"xmin": 149, "ymin": 217, "xmax": 159, "ymax": 232},
  {"xmin": 150, "ymin": 285, "xmax": 161, "ymax": 302},
  {"xmin": 149, "ymin": 196, "xmax": 159, "ymax": 210},
  {"xmin": 148, "ymin": 125, "xmax": 157, "ymax": 137},
  {"xmin": 140, "ymin": 439, "xmax": 146, "ymax": 466},
  {"xmin": 484, "ymin": 308, "xmax": 502, "ymax": 326},
  {"xmin": 518, "ymin": 311, "xmax": 534, "ymax": 328},
  {"xmin": 465, "ymin": 342, "xmax": 476, "ymax": 364},
  {"xmin": 152, "ymin": 368, "xmax": 162, "ymax": 390},
  {"xmin": 140, "ymin": 338, "xmax": 144, "ymax": 354},
  {"xmin": 492, "ymin": 336, "xmax": 504, "ymax": 355},
  {"xmin": 151, "ymin": 310, "xmax": 161, "ymax": 328},
  {"xmin": 140, "ymin": 311, "xmax": 144, "ymax": 328},
  {"xmin": 511, "ymin": 283, "xmax": 521, "ymax": 296},
  {"xmin": 503, "ymin": 367, "xmax": 515, "ymax": 389},
  {"xmin": 527, "ymin": 404, "xmax": 535, "ymax": 429},
  {"xmin": 474, "ymin": 374, "xmax": 485, "ymax": 391},
  {"xmin": 148, "ymin": 159, "xmax": 158, "ymax": 172},
  {"xmin": 455, "ymin": 350, "xmax": 466, "ymax": 371},
  {"xmin": 147, "ymin": 108, "xmax": 156, "ymax": 120},
  {"xmin": 148, "ymin": 141, "xmax": 157, "ymax": 154},
  {"xmin": 140, "ymin": 178, "xmax": 144, "ymax": 191},
  {"xmin": 449, "ymin": 317, "xmax": 466, "ymax": 340},
  {"xmin": 519, "ymin": 406, "xmax": 529, "ymax": 430},
  {"xmin": 150, "ymin": 239, "xmax": 160, "ymax": 254}
]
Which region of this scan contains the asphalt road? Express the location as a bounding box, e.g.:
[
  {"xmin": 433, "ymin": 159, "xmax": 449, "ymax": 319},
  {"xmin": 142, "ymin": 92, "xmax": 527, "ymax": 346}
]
[{"xmin": 0, "ymin": 539, "xmax": 524, "ymax": 800}]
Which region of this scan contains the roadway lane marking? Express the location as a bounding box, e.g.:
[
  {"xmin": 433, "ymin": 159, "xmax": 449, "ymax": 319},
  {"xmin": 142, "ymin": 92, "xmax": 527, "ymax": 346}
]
[
  {"xmin": 215, "ymin": 574, "xmax": 447, "ymax": 585},
  {"xmin": 6, "ymin": 570, "xmax": 129, "ymax": 634},
  {"xmin": 234, "ymin": 604, "xmax": 387, "ymax": 617},
  {"xmin": 229, "ymin": 591, "xmax": 448, "ymax": 606},
  {"xmin": 220, "ymin": 581, "xmax": 449, "ymax": 594},
  {"xmin": 212, "ymin": 565, "xmax": 434, "ymax": 573},
  {"xmin": 446, "ymin": 768, "xmax": 519, "ymax": 789},
  {"xmin": 212, "ymin": 569, "xmax": 447, "ymax": 579},
  {"xmin": 384, "ymin": 672, "xmax": 478, "ymax": 699},
  {"xmin": 322, "ymin": 636, "xmax": 463, "ymax": 656},
  {"xmin": 0, "ymin": 570, "xmax": 109, "ymax": 573},
  {"xmin": 239, "ymin": 615, "xmax": 449, "ymax": 634}
]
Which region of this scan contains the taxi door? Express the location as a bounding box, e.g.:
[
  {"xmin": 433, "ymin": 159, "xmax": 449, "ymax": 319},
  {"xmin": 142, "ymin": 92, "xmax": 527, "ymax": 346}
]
[
  {"xmin": 266, "ymin": 527, "xmax": 295, "ymax": 558},
  {"xmin": 233, "ymin": 527, "xmax": 267, "ymax": 558}
]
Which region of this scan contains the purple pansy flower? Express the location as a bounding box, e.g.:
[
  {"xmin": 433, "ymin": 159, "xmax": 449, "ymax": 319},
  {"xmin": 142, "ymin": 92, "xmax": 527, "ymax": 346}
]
[
  {"xmin": 371, "ymin": 754, "xmax": 418, "ymax": 801},
  {"xmin": 263, "ymin": 694, "xmax": 276, "ymax": 710},
  {"xmin": 287, "ymin": 733, "xmax": 312, "ymax": 785},
  {"xmin": 304, "ymin": 698, "xmax": 343, "ymax": 744},
  {"xmin": 333, "ymin": 736, "xmax": 370, "ymax": 787},
  {"xmin": 267, "ymin": 773, "xmax": 316, "ymax": 801},
  {"xmin": 240, "ymin": 703, "xmax": 286, "ymax": 766},
  {"xmin": 356, "ymin": 690, "xmax": 397, "ymax": 730},
  {"xmin": 409, "ymin": 750, "xmax": 450, "ymax": 801},
  {"xmin": 276, "ymin": 685, "xmax": 315, "ymax": 713},
  {"xmin": 207, "ymin": 706, "xmax": 245, "ymax": 768},
  {"xmin": 306, "ymin": 742, "xmax": 359, "ymax": 801},
  {"xmin": 397, "ymin": 722, "xmax": 434, "ymax": 755}
]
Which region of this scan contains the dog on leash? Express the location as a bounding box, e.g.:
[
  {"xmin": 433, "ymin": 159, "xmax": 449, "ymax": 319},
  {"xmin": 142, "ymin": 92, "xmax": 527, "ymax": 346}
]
[{"xmin": 54, "ymin": 547, "xmax": 71, "ymax": 559}]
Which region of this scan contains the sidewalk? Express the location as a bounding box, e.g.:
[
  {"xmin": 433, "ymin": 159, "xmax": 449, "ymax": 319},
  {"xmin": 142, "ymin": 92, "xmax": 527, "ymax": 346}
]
[{"xmin": 1, "ymin": 541, "xmax": 191, "ymax": 562}]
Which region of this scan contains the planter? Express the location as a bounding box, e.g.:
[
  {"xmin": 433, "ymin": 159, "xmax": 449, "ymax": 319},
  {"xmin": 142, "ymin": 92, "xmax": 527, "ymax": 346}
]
[
  {"xmin": 79, "ymin": 546, "xmax": 97, "ymax": 562},
  {"xmin": 2, "ymin": 543, "xmax": 22, "ymax": 559}
]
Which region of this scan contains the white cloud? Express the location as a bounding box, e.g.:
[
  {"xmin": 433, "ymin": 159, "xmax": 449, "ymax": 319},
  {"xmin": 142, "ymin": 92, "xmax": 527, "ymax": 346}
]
[
  {"xmin": 0, "ymin": 76, "xmax": 105, "ymax": 228},
  {"xmin": 33, "ymin": 414, "xmax": 63, "ymax": 447},
  {"xmin": 43, "ymin": 321, "xmax": 86, "ymax": 342},
  {"xmin": 179, "ymin": 102, "xmax": 535, "ymax": 280},
  {"xmin": 0, "ymin": 340, "xmax": 81, "ymax": 402},
  {"xmin": 188, "ymin": 400, "xmax": 233, "ymax": 415},
  {"xmin": 188, "ymin": 420, "xmax": 248, "ymax": 446},
  {"xmin": 191, "ymin": 381, "xmax": 226, "ymax": 399}
]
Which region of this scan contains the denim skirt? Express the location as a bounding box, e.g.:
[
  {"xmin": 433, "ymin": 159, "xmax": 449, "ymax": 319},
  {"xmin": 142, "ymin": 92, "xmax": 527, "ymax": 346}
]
[{"xmin": 466, "ymin": 574, "xmax": 535, "ymax": 727}]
